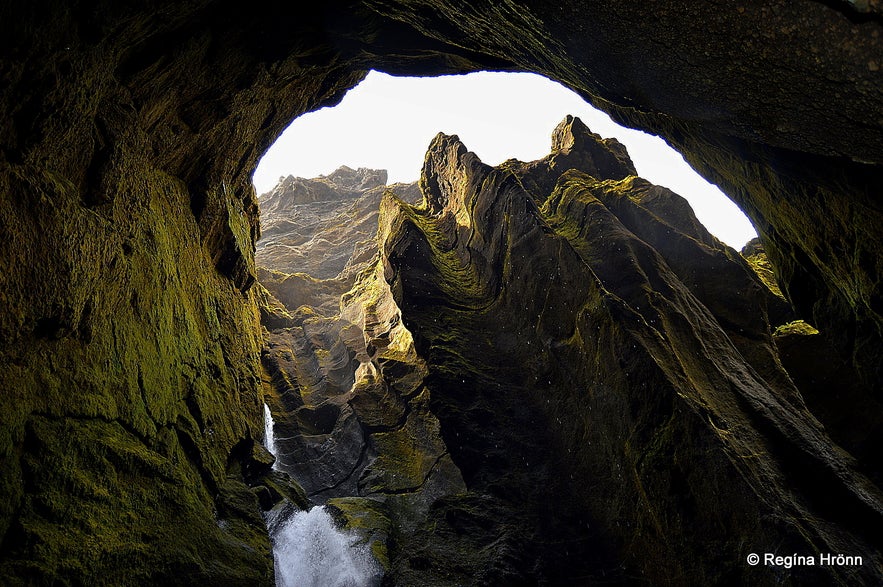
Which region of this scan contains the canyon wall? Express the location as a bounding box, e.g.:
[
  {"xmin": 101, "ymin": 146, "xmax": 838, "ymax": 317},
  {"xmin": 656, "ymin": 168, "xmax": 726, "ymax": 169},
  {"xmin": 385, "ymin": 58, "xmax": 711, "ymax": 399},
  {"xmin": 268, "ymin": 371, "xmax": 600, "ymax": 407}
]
[
  {"xmin": 256, "ymin": 120, "xmax": 882, "ymax": 584},
  {"xmin": 373, "ymin": 119, "xmax": 882, "ymax": 584},
  {"xmin": 0, "ymin": 1, "xmax": 881, "ymax": 583}
]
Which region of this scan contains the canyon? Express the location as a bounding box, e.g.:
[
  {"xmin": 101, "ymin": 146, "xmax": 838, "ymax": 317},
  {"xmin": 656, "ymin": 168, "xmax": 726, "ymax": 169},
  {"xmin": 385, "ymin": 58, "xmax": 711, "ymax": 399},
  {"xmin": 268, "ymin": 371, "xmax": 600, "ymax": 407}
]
[
  {"xmin": 1, "ymin": 1, "xmax": 881, "ymax": 584},
  {"xmin": 255, "ymin": 118, "xmax": 881, "ymax": 584}
]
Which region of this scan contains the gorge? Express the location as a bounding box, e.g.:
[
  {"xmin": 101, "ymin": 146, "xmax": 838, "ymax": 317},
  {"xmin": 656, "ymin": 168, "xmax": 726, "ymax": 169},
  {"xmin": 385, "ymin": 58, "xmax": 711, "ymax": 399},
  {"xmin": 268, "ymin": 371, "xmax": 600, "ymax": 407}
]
[
  {"xmin": 256, "ymin": 117, "xmax": 881, "ymax": 584},
  {"xmin": 1, "ymin": 1, "xmax": 881, "ymax": 585}
]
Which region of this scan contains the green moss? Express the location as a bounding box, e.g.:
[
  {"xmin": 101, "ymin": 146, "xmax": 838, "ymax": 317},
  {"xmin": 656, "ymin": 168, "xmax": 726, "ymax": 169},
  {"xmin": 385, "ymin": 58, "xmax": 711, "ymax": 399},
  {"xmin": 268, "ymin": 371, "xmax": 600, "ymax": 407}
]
[
  {"xmin": 1, "ymin": 416, "xmax": 272, "ymax": 585},
  {"xmin": 742, "ymin": 249, "xmax": 784, "ymax": 299},
  {"xmin": 371, "ymin": 540, "xmax": 390, "ymax": 570},
  {"xmin": 325, "ymin": 497, "xmax": 392, "ymax": 571},
  {"xmin": 379, "ymin": 194, "xmax": 491, "ymax": 307},
  {"xmin": 773, "ymin": 319, "xmax": 819, "ymax": 336},
  {"xmin": 0, "ymin": 162, "xmax": 268, "ymax": 583}
]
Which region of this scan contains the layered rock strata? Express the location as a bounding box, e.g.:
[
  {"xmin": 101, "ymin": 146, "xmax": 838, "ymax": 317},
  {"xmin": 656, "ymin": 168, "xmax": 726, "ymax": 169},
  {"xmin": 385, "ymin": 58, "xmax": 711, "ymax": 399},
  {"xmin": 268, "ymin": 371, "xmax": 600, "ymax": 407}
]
[
  {"xmin": 256, "ymin": 119, "xmax": 883, "ymax": 584},
  {"xmin": 257, "ymin": 166, "xmax": 420, "ymax": 315},
  {"xmin": 256, "ymin": 169, "xmax": 463, "ymax": 574}
]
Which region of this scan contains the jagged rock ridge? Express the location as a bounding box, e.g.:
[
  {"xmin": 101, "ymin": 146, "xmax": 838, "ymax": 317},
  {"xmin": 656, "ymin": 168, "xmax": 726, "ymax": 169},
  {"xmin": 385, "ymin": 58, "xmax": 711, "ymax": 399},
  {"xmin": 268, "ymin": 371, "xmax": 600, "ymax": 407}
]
[
  {"xmin": 382, "ymin": 119, "xmax": 880, "ymax": 584},
  {"xmin": 258, "ymin": 166, "xmax": 391, "ymax": 277},
  {"xmin": 255, "ymin": 118, "xmax": 883, "ymax": 585},
  {"xmin": 1, "ymin": 3, "xmax": 881, "ymax": 583}
]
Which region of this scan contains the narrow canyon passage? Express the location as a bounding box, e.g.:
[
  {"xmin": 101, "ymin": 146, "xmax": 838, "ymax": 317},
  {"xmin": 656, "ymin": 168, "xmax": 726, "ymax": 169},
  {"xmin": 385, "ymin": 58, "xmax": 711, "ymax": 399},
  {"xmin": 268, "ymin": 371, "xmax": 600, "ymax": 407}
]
[
  {"xmin": 1, "ymin": 2, "xmax": 881, "ymax": 585},
  {"xmin": 254, "ymin": 117, "xmax": 882, "ymax": 585}
]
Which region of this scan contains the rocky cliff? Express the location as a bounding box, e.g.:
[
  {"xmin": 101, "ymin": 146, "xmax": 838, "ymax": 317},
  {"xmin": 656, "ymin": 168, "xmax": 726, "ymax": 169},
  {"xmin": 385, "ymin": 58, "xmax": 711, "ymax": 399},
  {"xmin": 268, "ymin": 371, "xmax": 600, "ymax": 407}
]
[
  {"xmin": 256, "ymin": 167, "xmax": 465, "ymax": 573},
  {"xmin": 1, "ymin": 1, "xmax": 881, "ymax": 584},
  {"xmin": 378, "ymin": 118, "xmax": 882, "ymax": 585},
  {"xmin": 257, "ymin": 166, "xmax": 420, "ymax": 314},
  {"xmin": 256, "ymin": 118, "xmax": 883, "ymax": 584}
]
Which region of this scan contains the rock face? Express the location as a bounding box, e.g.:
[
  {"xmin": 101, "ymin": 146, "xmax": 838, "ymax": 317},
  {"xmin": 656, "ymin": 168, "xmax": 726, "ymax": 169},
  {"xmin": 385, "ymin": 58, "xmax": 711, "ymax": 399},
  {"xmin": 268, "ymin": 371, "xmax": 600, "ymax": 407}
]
[
  {"xmin": 367, "ymin": 119, "xmax": 883, "ymax": 584},
  {"xmin": 256, "ymin": 169, "xmax": 463, "ymax": 555},
  {"xmin": 257, "ymin": 166, "xmax": 420, "ymax": 314},
  {"xmin": 255, "ymin": 119, "xmax": 883, "ymax": 584},
  {"xmin": 258, "ymin": 166, "xmax": 391, "ymax": 277},
  {"xmin": 1, "ymin": 2, "xmax": 882, "ymax": 584}
]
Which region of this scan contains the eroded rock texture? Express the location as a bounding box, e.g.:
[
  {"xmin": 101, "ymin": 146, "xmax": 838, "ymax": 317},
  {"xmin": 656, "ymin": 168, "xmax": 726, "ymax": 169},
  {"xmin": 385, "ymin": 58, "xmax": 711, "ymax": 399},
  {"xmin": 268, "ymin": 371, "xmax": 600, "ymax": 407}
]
[
  {"xmin": 258, "ymin": 166, "xmax": 391, "ymax": 276},
  {"xmin": 370, "ymin": 118, "xmax": 883, "ymax": 584},
  {"xmin": 1, "ymin": 1, "xmax": 881, "ymax": 584},
  {"xmin": 256, "ymin": 168, "xmax": 463, "ymax": 573},
  {"xmin": 257, "ymin": 166, "xmax": 420, "ymax": 314},
  {"xmin": 255, "ymin": 119, "xmax": 883, "ymax": 584}
]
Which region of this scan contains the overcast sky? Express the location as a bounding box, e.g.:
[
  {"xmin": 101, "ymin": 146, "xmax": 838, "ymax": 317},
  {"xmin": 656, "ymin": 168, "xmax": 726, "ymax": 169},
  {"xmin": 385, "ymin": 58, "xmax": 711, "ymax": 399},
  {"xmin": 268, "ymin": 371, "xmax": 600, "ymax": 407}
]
[{"xmin": 253, "ymin": 71, "xmax": 757, "ymax": 248}]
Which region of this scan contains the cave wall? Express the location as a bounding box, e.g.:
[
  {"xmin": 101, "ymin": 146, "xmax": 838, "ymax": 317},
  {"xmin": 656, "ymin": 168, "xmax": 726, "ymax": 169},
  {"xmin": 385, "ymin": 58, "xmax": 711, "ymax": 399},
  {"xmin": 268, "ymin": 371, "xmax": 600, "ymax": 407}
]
[{"xmin": 1, "ymin": 0, "xmax": 881, "ymax": 582}]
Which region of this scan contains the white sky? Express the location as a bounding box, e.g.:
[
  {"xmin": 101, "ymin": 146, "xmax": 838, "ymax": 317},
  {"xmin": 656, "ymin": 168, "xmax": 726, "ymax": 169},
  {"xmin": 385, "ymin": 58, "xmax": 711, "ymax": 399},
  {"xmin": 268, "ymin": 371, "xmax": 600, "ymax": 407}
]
[{"xmin": 253, "ymin": 71, "xmax": 757, "ymax": 248}]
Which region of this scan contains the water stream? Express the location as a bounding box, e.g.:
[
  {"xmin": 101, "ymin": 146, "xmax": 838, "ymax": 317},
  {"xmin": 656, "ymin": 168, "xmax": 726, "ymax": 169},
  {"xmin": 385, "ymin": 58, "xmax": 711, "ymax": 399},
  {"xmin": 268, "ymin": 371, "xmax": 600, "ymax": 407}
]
[
  {"xmin": 269, "ymin": 506, "xmax": 381, "ymax": 587},
  {"xmin": 263, "ymin": 404, "xmax": 381, "ymax": 587},
  {"xmin": 263, "ymin": 403, "xmax": 277, "ymax": 466}
]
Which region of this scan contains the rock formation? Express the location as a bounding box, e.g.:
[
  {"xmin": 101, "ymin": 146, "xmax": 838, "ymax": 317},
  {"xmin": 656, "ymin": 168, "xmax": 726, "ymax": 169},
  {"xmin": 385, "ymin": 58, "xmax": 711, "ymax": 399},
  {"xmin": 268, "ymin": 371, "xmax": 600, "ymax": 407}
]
[
  {"xmin": 1, "ymin": 1, "xmax": 881, "ymax": 584},
  {"xmin": 255, "ymin": 119, "xmax": 883, "ymax": 584},
  {"xmin": 256, "ymin": 168, "xmax": 464, "ymax": 574},
  {"xmin": 258, "ymin": 166, "xmax": 391, "ymax": 276},
  {"xmin": 376, "ymin": 118, "xmax": 883, "ymax": 584},
  {"xmin": 257, "ymin": 166, "xmax": 420, "ymax": 314}
]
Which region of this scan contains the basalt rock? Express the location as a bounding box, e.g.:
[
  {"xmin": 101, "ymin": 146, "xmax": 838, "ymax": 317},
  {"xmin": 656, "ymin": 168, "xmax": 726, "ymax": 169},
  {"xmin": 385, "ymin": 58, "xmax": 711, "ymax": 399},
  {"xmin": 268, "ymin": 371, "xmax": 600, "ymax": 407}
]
[
  {"xmin": 374, "ymin": 118, "xmax": 883, "ymax": 584},
  {"xmin": 256, "ymin": 171, "xmax": 466, "ymax": 575},
  {"xmin": 1, "ymin": 1, "xmax": 882, "ymax": 584}
]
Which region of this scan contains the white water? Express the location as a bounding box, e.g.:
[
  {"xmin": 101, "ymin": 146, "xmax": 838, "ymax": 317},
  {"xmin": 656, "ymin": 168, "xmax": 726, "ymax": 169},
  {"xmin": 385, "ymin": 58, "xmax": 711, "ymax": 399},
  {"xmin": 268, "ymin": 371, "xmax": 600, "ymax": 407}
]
[
  {"xmin": 263, "ymin": 403, "xmax": 277, "ymax": 463},
  {"xmin": 271, "ymin": 506, "xmax": 382, "ymax": 587},
  {"xmin": 263, "ymin": 403, "xmax": 380, "ymax": 586}
]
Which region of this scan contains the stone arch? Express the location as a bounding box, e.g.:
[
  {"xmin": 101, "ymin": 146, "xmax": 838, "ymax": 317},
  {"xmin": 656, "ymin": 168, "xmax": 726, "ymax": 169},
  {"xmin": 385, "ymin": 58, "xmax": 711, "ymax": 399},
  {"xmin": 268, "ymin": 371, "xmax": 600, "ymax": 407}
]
[{"xmin": 0, "ymin": 1, "xmax": 881, "ymax": 583}]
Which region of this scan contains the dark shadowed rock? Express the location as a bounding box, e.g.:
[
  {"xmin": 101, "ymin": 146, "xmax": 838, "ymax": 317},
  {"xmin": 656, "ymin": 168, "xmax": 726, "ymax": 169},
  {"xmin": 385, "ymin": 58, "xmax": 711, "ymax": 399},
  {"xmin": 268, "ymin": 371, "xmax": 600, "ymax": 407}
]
[
  {"xmin": 776, "ymin": 323, "xmax": 883, "ymax": 488},
  {"xmin": 372, "ymin": 120, "xmax": 883, "ymax": 584},
  {"xmin": 1, "ymin": 2, "xmax": 882, "ymax": 584}
]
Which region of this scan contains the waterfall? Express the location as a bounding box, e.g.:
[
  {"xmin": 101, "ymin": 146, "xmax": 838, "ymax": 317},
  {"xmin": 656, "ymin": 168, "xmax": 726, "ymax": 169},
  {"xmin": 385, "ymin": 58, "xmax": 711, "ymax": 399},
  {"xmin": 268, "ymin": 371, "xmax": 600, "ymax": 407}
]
[
  {"xmin": 263, "ymin": 403, "xmax": 277, "ymax": 463},
  {"xmin": 263, "ymin": 403, "xmax": 380, "ymax": 586},
  {"xmin": 269, "ymin": 506, "xmax": 382, "ymax": 587}
]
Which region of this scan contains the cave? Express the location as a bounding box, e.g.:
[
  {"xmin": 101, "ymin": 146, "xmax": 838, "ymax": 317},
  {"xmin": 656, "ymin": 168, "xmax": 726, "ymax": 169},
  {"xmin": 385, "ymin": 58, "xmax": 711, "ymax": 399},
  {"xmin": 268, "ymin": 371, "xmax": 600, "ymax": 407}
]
[{"xmin": 1, "ymin": 1, "xmax": 881, "ymax": 585}]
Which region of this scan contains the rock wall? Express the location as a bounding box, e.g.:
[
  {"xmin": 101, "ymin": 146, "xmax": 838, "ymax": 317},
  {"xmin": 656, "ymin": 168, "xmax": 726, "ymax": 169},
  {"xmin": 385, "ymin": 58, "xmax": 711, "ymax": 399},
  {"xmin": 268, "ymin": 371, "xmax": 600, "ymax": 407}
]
[
  {"xmin": 256, "ymin": 120, "xmax": 883, "ymax": 584},
  {"xmin": 1, "ymin": 1, "xmax": 881, "ymax": 583},
  {"xmin": 256, "ymin": 168, "xmax": 464, "ymax": 574},
  {"xmin": 374, "ymin": 119, "xmax": 883, "ymax": 584},
  {"xmin": 0, "ymin": 94, "xmax": 273, "ymax": 582}
]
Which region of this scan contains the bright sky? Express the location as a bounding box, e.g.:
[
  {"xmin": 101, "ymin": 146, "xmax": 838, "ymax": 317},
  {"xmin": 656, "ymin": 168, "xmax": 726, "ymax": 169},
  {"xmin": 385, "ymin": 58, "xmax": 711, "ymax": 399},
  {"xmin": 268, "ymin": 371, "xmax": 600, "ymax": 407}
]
[{"xmin": 253, "ymin": 71, "xmax": 757, "ymax": 248}]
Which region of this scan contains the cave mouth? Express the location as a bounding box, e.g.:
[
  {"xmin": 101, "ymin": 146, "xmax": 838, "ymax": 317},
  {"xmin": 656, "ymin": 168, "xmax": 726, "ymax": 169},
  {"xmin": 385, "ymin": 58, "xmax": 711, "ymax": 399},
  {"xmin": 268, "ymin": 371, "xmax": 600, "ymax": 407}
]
[
  {"xmin": 252, "ymin": 70, "xmax": 758, "ymax": 249},
  {"xmin": 3, "ymin": 3, "xmax": 881, "ymax": 584},
  {"xmin": 254, "ymin": 69, "xmax": 792, "ymax": 584}
]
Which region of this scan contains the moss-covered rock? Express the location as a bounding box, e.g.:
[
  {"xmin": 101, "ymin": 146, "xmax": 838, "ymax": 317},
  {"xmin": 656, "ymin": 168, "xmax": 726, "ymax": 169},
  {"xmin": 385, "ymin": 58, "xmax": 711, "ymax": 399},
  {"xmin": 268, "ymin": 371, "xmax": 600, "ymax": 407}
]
[
  {"xmin": 2, "ymin": 1, "xmax": 882, "ymax": 584},
  {"xmin": 325, "ymin": 496, "xmax": 394, "ymax": 571},
  {"xmin": 376, "ymin": 120, "xmax": 883, "ymax": 584},
  {"xmin": 0, "ymin": 159, "xmax": 271, "ymax": 583}
]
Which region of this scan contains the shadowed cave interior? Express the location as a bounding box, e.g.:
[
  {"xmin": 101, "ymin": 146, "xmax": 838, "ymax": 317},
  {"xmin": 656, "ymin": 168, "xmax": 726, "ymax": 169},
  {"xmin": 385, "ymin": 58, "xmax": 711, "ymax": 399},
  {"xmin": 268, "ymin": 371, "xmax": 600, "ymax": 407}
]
[{"xmin": 0, "ymin": 1, "xmax": 882, "ymax": 585}]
